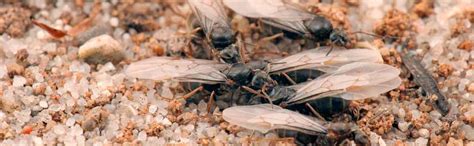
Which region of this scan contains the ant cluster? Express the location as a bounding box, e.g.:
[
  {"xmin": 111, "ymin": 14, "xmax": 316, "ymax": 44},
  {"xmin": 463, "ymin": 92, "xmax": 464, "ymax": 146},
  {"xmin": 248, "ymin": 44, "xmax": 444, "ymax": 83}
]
[{"xmin": 125, "ymin": 0, "xmax": 403, "ymax": 145}]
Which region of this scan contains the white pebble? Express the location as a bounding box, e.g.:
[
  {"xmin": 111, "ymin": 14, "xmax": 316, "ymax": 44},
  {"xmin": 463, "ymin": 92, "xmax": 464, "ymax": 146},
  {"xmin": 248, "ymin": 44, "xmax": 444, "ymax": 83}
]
[
  {"xmin": 53, "ymin": 125, "xmax": 66, "ymax": 135},
  {"xmin": 0, "ymin": 111, "xmax": 5, "ymax": 122},
  {"xmin": 398, "ymin": 121, "xmax": 410, "ymax": 132},
  {"xmin": 66, "ymin": 118, "xmax": 76, "ymax": 127},
  {"xmin": 161, "ymin": 118, "xmax": 172, "ymax": 126},
  {"xmin": 411, "ymin": 110, "xmax": 421, "ymax": 120},
  {"xmin": 149, "ymin": 105, "xmax": 158, "ymax": 114},
  {"xmin": 462, "ymin": 125, "xmax": 474, "ymax": 140},
  {"xmin": 137, "ymin": 131, "xmax": 148, "ymax": 141},
  {"xmin": 13, "ymin": 76, "xmax": 27, "ymax": 87},
  {"xmin": 32, "ymin": 136, "xmax": 44, "ymax": 146},
  {"xmin": 99, "ymin": 62, "xmax": 116, "ymax": 72},
  {"xmin": 418, "ymin": 129, "xmax": 430, "ymax": 138},
  {"xmin": 206, "ymin": 127, "xmax": 218, "ymax": 138},
  {"xmin": 78, "ymin": 34, "xmax": 125, "ymax": 64},
  {"xmin": 39, "ymin": 100, "xmax": 48, "ymax": 108},
  {"xmin": 369, "ymin": 132, "xmax": 386, "ymax": 146},
  {"xmin": 415, "ymin": 138, "xmax": 428, "ymax": 146},
  {"xmin": 0, "ymin": 63, "xmax": 6, "ymax": 79},
  {"xmin": 398, "ymin": 108, "xmax": 406, "ymax": 118},
  {"xmin": 49, "ymin": 104, "xmax": 62, "ymax": 112},
  {"xmin": 109, "ymin": 17, "xmax": 119, "ymax": 27}
]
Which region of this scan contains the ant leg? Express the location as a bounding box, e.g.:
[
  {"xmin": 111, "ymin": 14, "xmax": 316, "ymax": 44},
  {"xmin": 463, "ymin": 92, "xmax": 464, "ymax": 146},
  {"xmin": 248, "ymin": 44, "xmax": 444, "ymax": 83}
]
[
  {"xmin": 281, "ymin": 72, "xmax": 297, "ymax": 85},
  {"xmin": 260, "ymin": 85, "xmax": 274, "ymax": 106},
  {"xmin": 180, "ymin": 86, "xmax": 203, "ymax": 99},
  {"xmin": 255, "ymin": 33, "xmax": 284, "ymax": 51},
  {"xmin": 305, "ymin": 103, "xmax": 327, "ymax": 122},
  {"xmin": 325, "ymin": 45, "xmax": 334, "ymax": 56},
  {"xmin": 207, "ymin": 91, "xmax": 215, "ymax": 113},
  {"xmin": 230, "ymin": 87, "xmax": 237, "ymax": 106},
  {"xmin": 237, "ymin": 33, "xmax": 250, "ymax": 63},
  {"xmin": 241, "ymin": 86, "xmax": 273, "ymax": 106}
]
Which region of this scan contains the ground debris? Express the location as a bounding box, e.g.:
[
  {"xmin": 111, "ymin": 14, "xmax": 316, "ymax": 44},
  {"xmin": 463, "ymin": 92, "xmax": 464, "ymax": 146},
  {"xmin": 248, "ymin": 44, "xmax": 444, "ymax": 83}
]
[{"xmin": 0, "ymin": 5, "xmax": 32, "ymax": 37}]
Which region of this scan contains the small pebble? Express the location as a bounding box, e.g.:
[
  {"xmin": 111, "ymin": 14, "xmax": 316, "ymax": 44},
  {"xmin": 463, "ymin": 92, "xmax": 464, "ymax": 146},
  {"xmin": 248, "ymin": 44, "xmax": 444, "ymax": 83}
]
[
  {"xmin": 447, "ymin": 137, "xmax": 463, "ymax": 146},
  {"xmin": 369, "ymin": 132, "xmax": 386, "ymax": 146},
  {"xmin": 39, "ymin": 100, "xmax": 48, "ymax": 108},
  {"xmin": 78, "ymin": 34, "xmax": 125, "ymax": 64},
  {"xmin": 418, "ymin": 129, "xmax": 430, "ymax": 138},
  {"xmin": 109, "ymin": 17, "xmax": 119, "ymax": 27},
  {"xmin": 467, "ymin": 141, "xmax": 474, "ymax": 146},
  {"xmin": 161, "ymin": 118, "xmax": 172, "ymax": 126},
  {"xmin": 398, "ymin": 108, "xmax": 406, "ymax": 118},
  {"xmin": 464, "ymin": 104, "xmax": 474, "ymax": 121},
  {"xmin": 66, "ymin": 118, "xmax": 76, "ymax": 127},
  {"xmin": 462, "ymin": 125, "xmax": 474, "ymax": 141},
  {"xmin": 12, "ymin": 75, "xmax": 27, "ymax": 87},
  {"xmin": 137, "ymin": 131, "xmax": 147, "ymax": 141},
  {"xmin": 149, "ymin": 105, "xmax": 158, "ymax": 114},
  {"xmin": 415, "ymin": 137, "xmax": 428, "ymax": 146},
  {"xmin": 411, "ymin": 110, "xmax": 422, "ymax": 120},
  {"xmin": 53, "ymin": 125, "xmax": 66, "ymax": 135},
  {"xmin": 206, "ymin": 127, "xmax": 218, "ymax": 138},
  {"xmin": 468, "ymin": 83, "xmax": 474, "ymax": 92},
  {"xmin": 398, "ymin": 121, "xmax": 410, "ymax": 132},
  {"xmin": 0, "ymin": 63, "xmax": 7, "ymax": 78}
]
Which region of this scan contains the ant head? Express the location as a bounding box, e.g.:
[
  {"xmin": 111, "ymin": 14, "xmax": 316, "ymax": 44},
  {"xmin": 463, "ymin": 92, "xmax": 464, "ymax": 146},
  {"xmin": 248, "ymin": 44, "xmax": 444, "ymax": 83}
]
[
  {"xmin": 219, "ymin": 45, "xmax": 241, "ymax": 64},
  {"xmin": 249, "ymin": 70, "xmax": 274, "ymax": 89},
  {"xmin": 305, "ymin": 16, "xmax": 333, "ymax": 42},
  {"xmin": 329, "ymin": 29, "xmax": 349, "ymax": 47}
]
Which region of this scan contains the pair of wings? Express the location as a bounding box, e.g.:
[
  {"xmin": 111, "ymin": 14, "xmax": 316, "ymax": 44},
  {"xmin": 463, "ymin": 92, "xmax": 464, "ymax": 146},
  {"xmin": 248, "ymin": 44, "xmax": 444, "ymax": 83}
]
[
  {"xmin": 222, "ymin": 104, "xmax": 327, "ymax": 135},
  {"xmin": 188, "ymin": 0, "xmax": 231, "ymax": 36},
  {"xmin": 124, "ymin": 47, "xmax": 382, "ymax": 84},
  {"xmin": 285, "ymin": 62, "xmax": 401, "ymax": 104},
  {"xmin": 222, "ymin": 0, "xmax": 316, "ymax": 36},
  {"xmin": 221, "ymin": 63, "xmax": 401, "ymax": 135}
]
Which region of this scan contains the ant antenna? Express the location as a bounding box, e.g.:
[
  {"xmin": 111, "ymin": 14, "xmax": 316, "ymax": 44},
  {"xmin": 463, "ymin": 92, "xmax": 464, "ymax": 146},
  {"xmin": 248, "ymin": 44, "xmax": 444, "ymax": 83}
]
[{"xmin": 349, "ymin": 31, "xmax": 399, "ymax": 41}]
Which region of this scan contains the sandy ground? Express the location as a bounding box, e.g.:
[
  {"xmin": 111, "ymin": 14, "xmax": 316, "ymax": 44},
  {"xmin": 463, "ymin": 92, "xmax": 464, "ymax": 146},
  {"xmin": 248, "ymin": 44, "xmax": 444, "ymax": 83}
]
[{"xmin": 0, "ymin": 0, "xmax": 473, "ymax": 145}]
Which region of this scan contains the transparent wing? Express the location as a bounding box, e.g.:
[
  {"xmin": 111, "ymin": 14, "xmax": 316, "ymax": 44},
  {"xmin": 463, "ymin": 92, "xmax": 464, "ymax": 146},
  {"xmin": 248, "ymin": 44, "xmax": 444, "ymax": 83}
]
[
  {"xmin": 269, "ymin": 47, "xmax": 383, "ymax": 74},
  {"xmin": 222, "ymin": 0, "xmax": 262, "ymax": 17},
  {"xmin": 223, "ymin": 0, "xmax": 314, "ymax": 35},
  {"xmin": 261, "ymin": 18, "xmax": 309, "ymax": 35},
  {"xmin": 223, "ymin": 0, "xmax": 313, "ymax": 21},
  {"xmin": 188, "ymin": 0, "xmax": 231, "ymax": 35},
  {"xmin": 339, "ymin": 77, "xmax": 402, "ymax": 100},
  {"xmin": 287, "ymin": 62, "xmax": 401, "ymax": 104},
  {"xmin": 124, "ymin": 57, "xmax": 229, "ymax": 84},
  {"xmin": 223, "ymin": 104, "xmax": 327, "ymax": 135}
]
